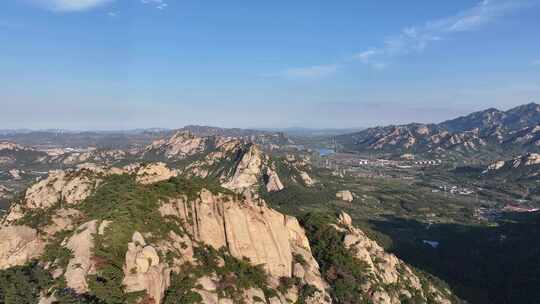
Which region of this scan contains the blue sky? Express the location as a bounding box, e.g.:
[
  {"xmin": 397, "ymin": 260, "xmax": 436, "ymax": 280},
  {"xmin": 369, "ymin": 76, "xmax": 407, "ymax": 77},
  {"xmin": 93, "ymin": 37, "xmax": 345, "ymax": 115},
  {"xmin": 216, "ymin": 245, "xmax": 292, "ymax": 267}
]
[{"xmin": 1, "ymin": 0, "xmax": 539, "ymax": 129}]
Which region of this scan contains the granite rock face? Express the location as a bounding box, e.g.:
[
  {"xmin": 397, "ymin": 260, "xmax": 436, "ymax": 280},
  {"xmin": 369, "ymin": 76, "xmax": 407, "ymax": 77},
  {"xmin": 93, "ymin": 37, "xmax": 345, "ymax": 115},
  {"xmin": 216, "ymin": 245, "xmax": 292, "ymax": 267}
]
[
  {"xmin": 145, "ymin": 131, "xmax": 207, "ymax": 159},
  {"xmin": 135, "ymin": 162, "xmax": 177, "ymax": 185},
  {"xmin": 158, "ymin": 189, "xmax": 331, "ymax": 303},
  {"xmin": 334, "ymin": 212, "xmax": 453, "ymax": 304},
  {"xmin": 336, "ymin": 190, "xmax": 354, "ymax": 202},
  {"xmin": 0, "ymin": 225, "xmax": 44, "ymax": 270},
  {"xmin": 64, "ymin": 220, "xmax": 99, "ymax": 293}
]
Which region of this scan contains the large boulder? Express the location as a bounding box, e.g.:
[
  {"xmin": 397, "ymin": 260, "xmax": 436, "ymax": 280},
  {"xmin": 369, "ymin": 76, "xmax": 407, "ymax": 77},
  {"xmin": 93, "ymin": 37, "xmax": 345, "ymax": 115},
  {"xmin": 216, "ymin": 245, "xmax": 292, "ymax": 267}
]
[
  {"xmin": 265, "ymin": 168, "xmax": 284, "ymax": 192},
  {"xmin": 299, "ymin": 171, "xmax": 315, "ymax": 186},
  {"xmin": 123, "ymin": 232, "xmax": 171, "ymax": 304},
  {"xmin": 336, "ymin": 190, "xmax": 354, "ymax": 202}
]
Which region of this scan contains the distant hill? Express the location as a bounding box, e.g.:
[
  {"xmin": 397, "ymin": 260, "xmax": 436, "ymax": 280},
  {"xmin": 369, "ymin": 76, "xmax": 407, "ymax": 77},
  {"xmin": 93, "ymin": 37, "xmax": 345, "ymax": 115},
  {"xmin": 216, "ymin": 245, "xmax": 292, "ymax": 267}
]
[
  {"xmin": 180, "ymin": 125, "xmax": 293, "ymax": 146},
  {"xmin": 336, "ymin": 102, "xmax": 540, "ymax": 162},
  {"xmin": 0, "ymin": 126, "xmax": 294, "ymax": 150},
  {"xmin": 0, "ymin": 129, "xmax": 171, "ymax": 149}
]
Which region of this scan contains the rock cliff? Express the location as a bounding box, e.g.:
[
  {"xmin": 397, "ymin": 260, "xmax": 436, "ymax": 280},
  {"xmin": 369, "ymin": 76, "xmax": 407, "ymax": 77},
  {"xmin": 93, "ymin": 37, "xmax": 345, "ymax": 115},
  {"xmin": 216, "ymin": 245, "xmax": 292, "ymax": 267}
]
[
  {"xmin": 0, "ymin": 164, "xmax": 330, "ymax": 304},
  {"xmin": 0, "ymin": 149, "xmax": 458, "ymax": 304},
  {"xmin": 335, "ymin": 212, "xmax": 452, "ymax": 304}
]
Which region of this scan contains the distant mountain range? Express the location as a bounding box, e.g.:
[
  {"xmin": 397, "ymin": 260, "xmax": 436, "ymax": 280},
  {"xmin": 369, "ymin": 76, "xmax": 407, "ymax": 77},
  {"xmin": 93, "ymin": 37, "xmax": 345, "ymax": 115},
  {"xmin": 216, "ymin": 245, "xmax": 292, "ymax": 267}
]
[
  {"xmin": 257, "ymin": 127, "xmax": 366, "ymax": 137},
  {"xmin": 336, "ymin": 102, "xmax": 540, "ymax": 162},
  {"xmin": 0, "ymin": 126, "xmax": 294, "ymax": 149}
]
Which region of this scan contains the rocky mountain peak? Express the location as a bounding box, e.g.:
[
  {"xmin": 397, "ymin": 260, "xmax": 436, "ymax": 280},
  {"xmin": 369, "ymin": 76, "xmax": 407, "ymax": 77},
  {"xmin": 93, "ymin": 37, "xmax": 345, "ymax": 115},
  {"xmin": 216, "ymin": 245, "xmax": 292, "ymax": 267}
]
[
  {"xmin": 337, "ymin": 103, "xmax": 540, "ymax": 161},
  {"xmin": 0, "ymin": 163, "xmax": 332, "ymax": 304},
  {"xmin": 145, "ymin": 130, "xmax": 207, "ymax": 159}
]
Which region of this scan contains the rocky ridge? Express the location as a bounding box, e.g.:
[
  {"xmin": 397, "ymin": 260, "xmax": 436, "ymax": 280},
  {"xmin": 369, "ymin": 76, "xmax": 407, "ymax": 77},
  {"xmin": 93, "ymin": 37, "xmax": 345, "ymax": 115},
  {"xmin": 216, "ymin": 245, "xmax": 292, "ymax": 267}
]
[
  {"xmin": 337, "ymin": 103, "xmax": 540, "ymax": 161},
  {"xmin": 335, "ymin": 212, "xmax": 453, "ymax": 304},
  {"xmin": 0, "ymin": 161, "xmax": 458, "ymax": 304},
  {"xmin": 0, "ymin": 163, "xmax": 330, "ymax": 304},
  {"xmin": 147, "ymin": 132, "xmax": 287, "ymax": 196}
]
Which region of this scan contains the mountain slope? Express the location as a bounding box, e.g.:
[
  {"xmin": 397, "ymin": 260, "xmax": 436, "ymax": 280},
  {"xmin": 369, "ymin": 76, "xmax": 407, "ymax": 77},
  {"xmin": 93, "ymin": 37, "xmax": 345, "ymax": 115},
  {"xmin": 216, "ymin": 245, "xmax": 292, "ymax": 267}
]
[
  {"xmin": 337, "ymin": 103, "xmax": 540, "ymax": 161},
  {"xmin": 0, "ymin": 152, "xmax": 458, "ymax": 303}
]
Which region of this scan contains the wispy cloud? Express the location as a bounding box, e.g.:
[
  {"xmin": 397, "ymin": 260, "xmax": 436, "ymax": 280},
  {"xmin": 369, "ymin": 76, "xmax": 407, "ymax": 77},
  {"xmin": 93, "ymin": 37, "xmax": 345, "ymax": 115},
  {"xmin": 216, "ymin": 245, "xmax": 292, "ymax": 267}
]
[
  {"xmin": 141, "ymin": 0, "xmax": 168, "ymax": 10},
  {"xmin": 107, "ymin": 11, "xmax": 117, "ymax": 17},
  {"xmin": 28, "ymin": 0, "xmax": 114, "ymax": 12},
  {"xmin": 263, "ymin": 64, "xmax": 339, "ymax": 80},
  {"xmin": 353, "ymin": 0, "xmax": 537, "ymax": 68},
  {"xmin": 268, "ymin": 0, "xmax": 535, "ymax": 80},
  {"xmin": 532, "ymin": 60, "xmax": 540, "ymax": 66},
  {"xmin": 351, "ymin": 50, "xmax": 388, "ymax": 70}
]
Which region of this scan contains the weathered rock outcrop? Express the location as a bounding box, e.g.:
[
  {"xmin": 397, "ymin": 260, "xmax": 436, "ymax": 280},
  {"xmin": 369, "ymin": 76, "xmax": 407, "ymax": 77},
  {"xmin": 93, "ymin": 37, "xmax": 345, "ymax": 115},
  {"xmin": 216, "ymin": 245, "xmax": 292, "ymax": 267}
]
[
  {"xmin": 265, "ymin": 168, "xmax": 284, "ymax": 192},
  {"xmin": 299, "ymin": 171, "xmax": 315, "ymax": 186},
  {"xmin": 182, "ymin": 138, "xmax": 286, "ymax": 196},
  {"xmin": 336, "ymin": 190, "xmax": 354, "ymax": 202},
  {"xmin": 2, "ymin": 168, "xmax": 103, "ymax": 224},
  {"xmin": 145, "ymin": 131, "xmax": 207, "ymax": 159},
  {"xmin": 64, "ymin": 220, "xmax": 99, "ymax": 293},
  {"xmin": 26, "ymin": 170, "xmax": 100, "ymax": 209},
  {"xmin": 49, "ymin": 149, "xmax": 127, "ymax": 166},
  {"xmin": 222, "ymin": 145, "xmax": 265, "ymax": 192},
  {"xmin": 335, "ymin": 212, "xmax": 453, "ymax": 304},
  {"xmin": 1, "ymin": 163, "xmax": 178, "ymax": 225},
  {"xmin": 160, "ymin": 190, "xmax": 292, "ymax": 277},
  {"xmin": 0, "ymin": 225, "xmax": 44, "ymax": 270},
  {"xmin": 43, "ymin": 208, "xmax": 83, "ymax": 236},
  {"xmin": 123, "ymin": 232, "xmax": 171, "ymax": 304},
  {"xmin": 135, "ymin": 162, "xmax": 177, "ymax": 185},
  {"xmin": 159, "ymin": 189, "xmax": 331, "ymax": 303}
]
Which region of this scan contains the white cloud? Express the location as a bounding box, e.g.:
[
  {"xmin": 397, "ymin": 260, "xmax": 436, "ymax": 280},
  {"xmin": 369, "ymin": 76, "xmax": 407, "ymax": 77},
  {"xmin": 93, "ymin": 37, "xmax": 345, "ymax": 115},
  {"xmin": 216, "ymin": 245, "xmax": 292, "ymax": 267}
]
[
  {"xmin": 532, "ymin": 60, "xmax": 540, "ymax": 66},
  {"xmin": 353, "ymin": 0, "xmax": 537, "ymax": 68},
  {"xmin": 29, "ymin": 0, "xmax": 114, "ymax": 12},
  {"xmin": 107, "ymin": 11, "xmax": 117, "ymax": 17},
  {"xmin": 265, "ymin": 0, "xmax": 534, "ymax": 79},
  {"xmin": 141, "ymin": 0, "xmax": 168, "ymax": 10},
  {"xmin": 351, "ymin": 49, "xmax": 388, "ymax": 70},
  {"xmin": 352, "ymin": 50, "xmax": 378, "ymax": 63},
  {"xmin": 263, "ymin": 65, "xmax": 338, "ymax": 80}
]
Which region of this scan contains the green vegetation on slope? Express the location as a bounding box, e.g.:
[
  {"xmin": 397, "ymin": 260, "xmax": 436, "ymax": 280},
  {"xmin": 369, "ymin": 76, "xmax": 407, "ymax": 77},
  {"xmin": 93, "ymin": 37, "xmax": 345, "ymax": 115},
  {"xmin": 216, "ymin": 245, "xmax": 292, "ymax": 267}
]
[
  {"xmin": 300, "ymin": 212, "xmax": 373, "ymax": 304},
  {"xmin": 77, "ymin": 174, "xmax": 231, "ymax": 303},
  {"xmin": 0, "ymin": 173, "xmax": 280, "ymax": 304},
  {"xmin": 0, "ymin": 262, "xmax": 51, "ymax": 304}
]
